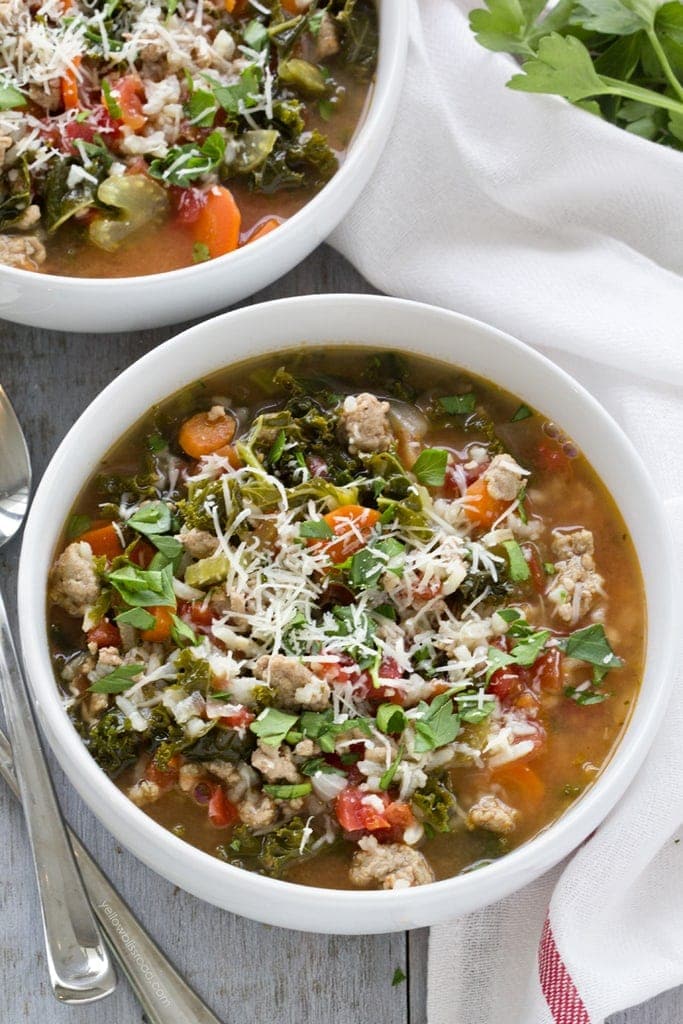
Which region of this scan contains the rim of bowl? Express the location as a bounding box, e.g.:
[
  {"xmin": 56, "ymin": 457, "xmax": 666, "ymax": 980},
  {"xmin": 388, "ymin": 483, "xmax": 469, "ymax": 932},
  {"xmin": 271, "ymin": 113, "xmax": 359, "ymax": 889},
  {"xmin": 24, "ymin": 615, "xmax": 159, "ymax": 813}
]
[
  {"xmin": 0, "ymin": 0, "xmax": 408, "ymax": 291},
  {"xmin": 18, "ymin": 295, "xmax": 676, "ymax": 933}
]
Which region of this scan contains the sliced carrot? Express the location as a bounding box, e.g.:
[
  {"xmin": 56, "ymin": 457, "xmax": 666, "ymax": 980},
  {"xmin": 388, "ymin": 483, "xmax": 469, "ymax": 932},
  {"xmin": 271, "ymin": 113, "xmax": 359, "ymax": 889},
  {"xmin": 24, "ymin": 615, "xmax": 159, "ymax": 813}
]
[
  {"xmin": 178, "ymin": 409, "xmax": 237, "ymax": 458},
  {"xmin": 281, "ymin": 0, "xmax": 303, "ymax": 12},
  {"xmin": 77, "ymin": 523, "xmax": 123, "ymax": 561},
  {"xmin": 245, "ymin": 218, "xmax": 281, "ymax": 245},
  {"xmin": 193, "ymin": 185, "xmax": 241, "ymax": 259},
  {"xmin": 462, "ymin": 476, "xmax": 508, "ymax": 529},
  {"xmin": 312, "ymin": 505, "xmax": 381, "ymax": 564},
  {"xmin": 214, "ymin": 443, "xmax": 243, "ymax": 469},
  {"xmin": 61, "ymin": 57, "xmax": 81, "ymax": 111},
  {"xmin": 141, "ymin": 606, "xmax": 174, "ymax": 643},
  {"xmin": 493, "ymin": 763, "xmax": 545, "ymax": 813},
  {"xmin": 110, "ymin": 74, "xmax": 147, "ymax": 131}
]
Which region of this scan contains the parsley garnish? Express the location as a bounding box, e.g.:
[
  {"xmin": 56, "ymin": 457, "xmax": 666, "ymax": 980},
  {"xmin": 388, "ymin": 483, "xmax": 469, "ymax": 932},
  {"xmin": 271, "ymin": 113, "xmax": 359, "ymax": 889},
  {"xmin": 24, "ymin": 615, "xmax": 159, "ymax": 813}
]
[
  {"xmin": 250, "ymin": 707, "xmax": 299, "ymax": 747},
  {"xmin": 439, "ymin": 393, "xmax": 477, "ymax": 415},
  {"xmin": 88, "ymin": 663, "xmax": 144, "ymax": 694},
  {"xmin": 502, "ymin": 539, "xmax": 530, "ymax": 582},
  {"xmin": 412, "ymin": 448, "xmax": 449, "ymax": 487},
  {"xmin": 299, "ymin": 519, "xmax": 334, "ymax": 539},
  {"xmin": 413, "ymin": 690, "xmax": 461, "ymax": 753},
  {"xmin": 511, "ymin": 404, "xmax": 532, "ymax": 422},
  {"xmin": 263, "ymin": 782, "xmax": 312, "ymax": 799},
  {"xmin": 127, "ymin": 501, "xmax": 172, "ymax": 537}
]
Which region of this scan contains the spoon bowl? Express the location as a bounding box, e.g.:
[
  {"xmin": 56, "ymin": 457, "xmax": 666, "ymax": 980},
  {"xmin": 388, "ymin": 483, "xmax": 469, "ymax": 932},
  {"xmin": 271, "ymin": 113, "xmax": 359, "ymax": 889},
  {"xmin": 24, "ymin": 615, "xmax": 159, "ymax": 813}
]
[{"xmin": 0, "ymin": 387, "xmax": 31, "ymax": 545}]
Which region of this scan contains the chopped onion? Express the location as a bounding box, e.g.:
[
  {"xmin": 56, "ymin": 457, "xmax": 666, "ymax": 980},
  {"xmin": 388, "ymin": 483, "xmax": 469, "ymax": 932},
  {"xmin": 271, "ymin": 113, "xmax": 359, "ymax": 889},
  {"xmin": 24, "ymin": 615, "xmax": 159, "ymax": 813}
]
[{"xmin": 311, "ymin": 772, "xmax": 348, "ymax": 803}]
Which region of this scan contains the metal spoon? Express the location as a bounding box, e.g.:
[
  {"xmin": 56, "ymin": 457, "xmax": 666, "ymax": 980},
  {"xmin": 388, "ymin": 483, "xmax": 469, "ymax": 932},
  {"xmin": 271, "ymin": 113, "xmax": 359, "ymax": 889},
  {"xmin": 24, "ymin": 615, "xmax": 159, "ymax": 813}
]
[
  {"xmin": 0, "ymin": 383, "xmax": 116, "ymax": 1002},
  {"xmin": 0, "ymin": 726, "xmax": 224, "ymax": 1024}
]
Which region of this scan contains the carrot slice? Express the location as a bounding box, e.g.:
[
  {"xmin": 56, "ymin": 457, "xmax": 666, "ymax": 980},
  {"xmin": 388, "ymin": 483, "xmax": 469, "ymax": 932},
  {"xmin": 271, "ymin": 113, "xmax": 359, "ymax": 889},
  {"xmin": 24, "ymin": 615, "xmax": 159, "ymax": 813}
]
[
  {"xmin": 214, "ymin": 443, "xmax": 243, "ymax": 468},
  {"xmin": 77, "ymin": 523, "xmax": 123, "ymax": 560},
  {"xmin": 462, "ymin": 476, "xmax": 508, "ymax": 529},
  {"xmin": 178, "ymin": 409, "xmax": 237, "ymax": 458},
  {"xmin": 245, "ymin": 218, "xmax": 281, "ymax": 245},
  {"xmin": 61, "ymin": 57, "xmax": 81, "ymax": 110},
  {"xmin": 193, "ymin": 186, "xmax": 241, "ymax": 259},
  {"xmin": 493, "ymin": 763, "xmax": 546, "ymax": 813},
  {"xmin": 141, "ymin": 606, "xmax": 174, "ymax": 643},
  {"xmin": 312, "ymin": 505, "xmax": 381, "ymax": 564}
]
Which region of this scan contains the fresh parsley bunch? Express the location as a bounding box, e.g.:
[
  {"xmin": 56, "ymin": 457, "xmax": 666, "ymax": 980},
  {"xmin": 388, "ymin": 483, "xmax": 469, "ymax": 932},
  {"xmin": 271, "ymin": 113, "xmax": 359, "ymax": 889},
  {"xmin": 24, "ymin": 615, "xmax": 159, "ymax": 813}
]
[{"xmin": 469, "ymin": 0, "xmax": 683, "ymax": 149}]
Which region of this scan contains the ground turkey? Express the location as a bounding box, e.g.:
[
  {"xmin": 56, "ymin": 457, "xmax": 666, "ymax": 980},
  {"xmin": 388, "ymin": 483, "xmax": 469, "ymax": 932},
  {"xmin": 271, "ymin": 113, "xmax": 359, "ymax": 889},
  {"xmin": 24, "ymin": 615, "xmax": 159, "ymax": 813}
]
[
  {"xmin": 251, "ymin": 740, "xmax": 302, "ymax": 784},
  {"xmin": 254, "ymin": 654, "xmax": 331, "ymax": 710},
  {"xmin": 49, "ymin": 541, "xmax": 101, "ymax": 617},
  {"xmin": 0, "ymin": 233, "xmax": 46, "ymax": 270},
  {"xmin": 338, "ymin": 393, "xmax": 393, "ymax": 455},
  {"xmin": 482, "ymin": 453, "xmax": 528, "ymax": 502},
  {"xmin": 465, "ymin": 794, "xmax": 518, "ymax": 835},
  {"xmin": 178, "ymin": 527, "xmax": 219, "ymax": 559},
  {"xmin": 238, "ymin": 791, "xmax": 277, "ymax": 828},
  {"xmin": 349, "ymin": 836, "xmax": 435, "ymax": 890},
  {"xmin": 549, "ymin": 528, "xmax": 604, "ymax": 623}
]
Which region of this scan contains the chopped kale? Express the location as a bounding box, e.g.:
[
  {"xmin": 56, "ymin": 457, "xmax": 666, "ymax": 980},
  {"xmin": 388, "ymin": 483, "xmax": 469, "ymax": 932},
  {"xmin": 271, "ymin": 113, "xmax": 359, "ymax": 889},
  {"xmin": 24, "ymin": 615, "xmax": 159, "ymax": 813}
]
[{"xmin": 412, "ymin": 775, "xmax": 456, "ymax": 833}]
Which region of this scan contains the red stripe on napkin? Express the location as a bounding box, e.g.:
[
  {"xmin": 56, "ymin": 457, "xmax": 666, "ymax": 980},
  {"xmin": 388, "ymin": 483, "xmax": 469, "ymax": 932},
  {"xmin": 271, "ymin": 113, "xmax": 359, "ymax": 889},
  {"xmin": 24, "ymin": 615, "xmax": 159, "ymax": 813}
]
[{"xmin": 539, "ymin": 917, "xmax": 591, "ymax": 1024}]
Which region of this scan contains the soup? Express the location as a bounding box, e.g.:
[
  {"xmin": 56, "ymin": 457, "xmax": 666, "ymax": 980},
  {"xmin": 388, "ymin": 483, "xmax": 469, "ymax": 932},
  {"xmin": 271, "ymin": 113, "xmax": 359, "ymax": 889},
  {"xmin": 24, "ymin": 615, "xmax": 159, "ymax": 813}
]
[
  {"xmin": 47, "ymin": 349, "xmax": 645, "ymax": 890},
  {"xmin": 0, "ymin": 0, "xmax": 376, "ymax": 277}
]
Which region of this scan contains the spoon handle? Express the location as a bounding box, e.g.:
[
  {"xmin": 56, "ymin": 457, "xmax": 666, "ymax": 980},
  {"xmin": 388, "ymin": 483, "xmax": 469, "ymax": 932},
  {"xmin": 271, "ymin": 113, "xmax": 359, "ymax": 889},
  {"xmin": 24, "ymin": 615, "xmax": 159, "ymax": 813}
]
[
  {"xmin": 0, "ymin": 589, "xmax": 116, "ymax": 1003},
  {"xmin": 0, "ymin": 723, "xmax": 224, "ymax": 1024}
]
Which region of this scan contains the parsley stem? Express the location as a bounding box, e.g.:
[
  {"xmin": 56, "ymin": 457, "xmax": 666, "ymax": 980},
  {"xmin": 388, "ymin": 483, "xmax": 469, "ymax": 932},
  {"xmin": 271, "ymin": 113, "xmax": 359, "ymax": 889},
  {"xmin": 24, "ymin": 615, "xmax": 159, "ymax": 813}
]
[
  {"xmin": 600, "ymin": 75, "xmax": 683, "ymax": 115},
  {"xmin": 646, "ymin": 28, "xmax": 683, "ymax": 105}
]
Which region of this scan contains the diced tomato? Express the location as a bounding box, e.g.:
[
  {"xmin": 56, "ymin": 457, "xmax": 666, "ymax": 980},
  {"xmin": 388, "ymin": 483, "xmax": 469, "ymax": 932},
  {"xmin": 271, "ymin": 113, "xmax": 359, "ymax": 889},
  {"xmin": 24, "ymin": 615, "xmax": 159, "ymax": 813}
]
[
  {"xmin": 60, "ymin": 106, "xmax": 120, "ymax": 155},
  {"xmin": 86, "ymin": 620, "xmax": 121, "ymax": 649},
  {"xmin": 335, "ymin": 787, "xmax": 414, "ymax": 842},
  {"xmin": 536, "ymin": 442, "xmax": 571, "ymax": 474},
  {"xmin": 532, "ymin": 648, "xmax": 564, "ymax": 693},
  {"xmin": 110, "ymin": 74, "xmax": 146, "ymax": 131},
  {"xmin": 208, "ymin": 785, "xmax": 239, "ymax": 828},
  {"xmin": 178, "ymin": 600, "xmax": 214, "ymax": 632},
  {"xmin": 220, "ymin": 706, "xmax": 255, "ymax": 730},
  {"xmin": 524, "ymin": 543, "xmax": 546, "ymax": 593},
  {"xmin": 129, "ymin": 539, "xmax": 155, "ymax": 568},
  {"xmin": 443, "ymin": 459, "xmax": 488, "ymax": 499},
  {"xmin": 145, "ymin": 754, "xmax": 182, "ymax": 791},
  {"xmin": 171, "ymin": 186, "xmax": 208, "ymax": 225},
  {"xmin": 335, "ymin": 787, "xmax": 390, "ymax": 832},
  {"xmin": 488, "ymin": 666, "xmax": 526, "ymax": 704}
]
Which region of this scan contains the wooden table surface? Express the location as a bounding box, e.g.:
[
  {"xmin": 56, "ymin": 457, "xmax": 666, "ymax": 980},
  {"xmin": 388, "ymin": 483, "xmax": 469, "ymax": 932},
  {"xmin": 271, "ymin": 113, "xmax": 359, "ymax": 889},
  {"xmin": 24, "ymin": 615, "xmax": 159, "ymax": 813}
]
[{"xmin": 1, "ymin": 245, "xmax": 680, "ymax": 1024}]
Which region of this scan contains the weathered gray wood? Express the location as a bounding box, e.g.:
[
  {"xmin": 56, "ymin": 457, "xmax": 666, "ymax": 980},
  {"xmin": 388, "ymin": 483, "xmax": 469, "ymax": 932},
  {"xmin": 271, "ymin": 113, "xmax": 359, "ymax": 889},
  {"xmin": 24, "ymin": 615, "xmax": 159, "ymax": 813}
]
[{"xmin": 0, "ymin": 243, "xmax": 679, "ymax": 1024}]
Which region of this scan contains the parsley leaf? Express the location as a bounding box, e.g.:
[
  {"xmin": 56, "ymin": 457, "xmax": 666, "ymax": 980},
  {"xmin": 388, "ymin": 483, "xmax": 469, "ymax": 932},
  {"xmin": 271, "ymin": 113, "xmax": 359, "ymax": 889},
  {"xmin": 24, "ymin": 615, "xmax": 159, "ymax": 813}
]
[
  {"xmin": 412, "ymin": 448, "xmax": 448, "ymax": 487},
  {"xmin": 560, "ymin": 623, "xmax": 623, "ymax": 671},
  {"xmin": 299, "ymin": 519, "xmax": 334, "ymax": 539},
  {"xmin": 439, "ymin": 393, "xmax": 477, "ymax": 414},
  {"xmin": 263, "ymin": 782, "xmax": 312, "ymax": 799},
  {"xmin": 106, "ymin": 562, "xmax": 176, "ymax": 608},
  {"xmin": 379, "ymin": 743, "xmax": 405, "ymax": 791},
  {"xmin": 115, "ymin": 607, "xmax": 156, "ymax": 630},
  {"xmin": 88, "ymin": 663, "xmax": 144, "ymax": 694},
  {"xmin": 127, "ymin": 501, "xmax": 172, "ymax": 536},
  {"xmin": 250, "ymin": 707, "xmax": 299, "ymax": 748},
  {"xmin": 503, "ymin": 538, "xmax": 531, "ymax": 582},
  {"xmin": 511, "ymin": 403, "xmax": 532, "ymax": 421},
  {"xmin": 413, "ymin": 690, "xmax": 461, "ymax": 753}
]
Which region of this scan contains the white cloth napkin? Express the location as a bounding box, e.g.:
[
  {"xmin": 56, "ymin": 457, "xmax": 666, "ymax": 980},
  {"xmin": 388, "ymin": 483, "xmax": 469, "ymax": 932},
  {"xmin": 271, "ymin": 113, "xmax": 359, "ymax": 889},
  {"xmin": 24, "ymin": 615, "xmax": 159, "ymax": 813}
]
[{"xmin": 330, "ymin": 2, "xmax": 683, "ymax": 1021}]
